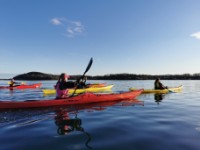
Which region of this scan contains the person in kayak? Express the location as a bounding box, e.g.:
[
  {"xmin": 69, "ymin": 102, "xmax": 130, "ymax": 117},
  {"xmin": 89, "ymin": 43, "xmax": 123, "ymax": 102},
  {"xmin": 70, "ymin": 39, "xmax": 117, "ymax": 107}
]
[
  {"xmin": 55, "ymin": 73, "xmax": 76, "ymax": 98},
  {"xmin": 9, "ymin": 78, "xmax": 20, "ymax": 87},
  {"xmin": 154, "ymin": 78, "xmax": 167, "ymax": 89},
  {"xmin": 76, "ymin": 76, "xmax": 88, "ymax": 89}
]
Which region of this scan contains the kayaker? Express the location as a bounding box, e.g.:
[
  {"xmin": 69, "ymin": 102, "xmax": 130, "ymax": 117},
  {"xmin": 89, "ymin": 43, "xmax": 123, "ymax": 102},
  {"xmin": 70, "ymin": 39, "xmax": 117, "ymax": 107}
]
[
  {"xmin": 55, "ymin": 73, "xmax": 76, "ymax": 98},
  {"xmin": 154, "ymin": 78, "xmax": 167, "ymax": 89},
  {"xmin": 9, "ymin": 78, "xmax": 20, "ymax": 87},
  {"xmin": 76, "ymin": 76, "xmax": 88, "ymax": 89}
]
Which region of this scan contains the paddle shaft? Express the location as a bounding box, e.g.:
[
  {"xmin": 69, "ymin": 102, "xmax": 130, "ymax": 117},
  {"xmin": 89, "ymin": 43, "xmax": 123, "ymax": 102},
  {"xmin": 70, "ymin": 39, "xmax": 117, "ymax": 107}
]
[{"xmin": 71, "ymin": 58, "xmax": 93, "ymax": 96}]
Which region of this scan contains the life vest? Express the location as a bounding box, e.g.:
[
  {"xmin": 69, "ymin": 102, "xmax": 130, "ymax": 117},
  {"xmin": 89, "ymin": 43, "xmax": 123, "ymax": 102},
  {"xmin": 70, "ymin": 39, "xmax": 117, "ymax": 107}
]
[
  {"xmin": 55, "ymin": 82, "xmax": 69, "ymax": 98},
  {"xmin": 155, "ymin": 81, "xmax": 164, "ymax": 89}
]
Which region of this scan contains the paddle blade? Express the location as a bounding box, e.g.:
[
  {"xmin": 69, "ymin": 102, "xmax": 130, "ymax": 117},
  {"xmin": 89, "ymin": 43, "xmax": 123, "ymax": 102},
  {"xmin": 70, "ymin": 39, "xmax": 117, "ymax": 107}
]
[{"xmin": 83, "ymin": 57, "xmax": 93, "ymax": 75}]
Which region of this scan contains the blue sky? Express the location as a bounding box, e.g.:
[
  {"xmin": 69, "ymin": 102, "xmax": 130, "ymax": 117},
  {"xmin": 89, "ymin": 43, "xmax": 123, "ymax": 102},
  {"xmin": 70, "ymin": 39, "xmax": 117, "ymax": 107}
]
[{"xmin": 0, "ymin": 0, "xmax": 200, "ymax": 76}]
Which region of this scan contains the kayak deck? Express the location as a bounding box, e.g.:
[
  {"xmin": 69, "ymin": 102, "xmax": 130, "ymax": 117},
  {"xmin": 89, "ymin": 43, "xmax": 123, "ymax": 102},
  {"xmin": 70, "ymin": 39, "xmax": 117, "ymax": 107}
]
[
  {"xmin": 0, "ymin": 90, "xmax": 143, "ymax": 109},
  {"xmin": 129, "ymin": 85, "xmax": 183, "ymax": 94},
  {"xmin": 43, "ymin": 85, "xmax": 114, "ymax": 95}
]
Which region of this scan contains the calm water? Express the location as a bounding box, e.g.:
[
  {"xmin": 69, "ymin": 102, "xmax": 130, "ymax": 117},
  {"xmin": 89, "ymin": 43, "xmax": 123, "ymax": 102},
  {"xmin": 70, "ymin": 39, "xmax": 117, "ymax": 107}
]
[{"xmin": 0, "ymin": 80, "xmax": 200, "ymax": 150}]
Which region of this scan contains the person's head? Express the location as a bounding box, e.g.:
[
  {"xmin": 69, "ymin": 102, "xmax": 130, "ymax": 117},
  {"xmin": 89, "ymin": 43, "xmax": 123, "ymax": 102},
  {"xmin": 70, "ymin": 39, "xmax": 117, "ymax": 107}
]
[
  {"xmin": 11, "ymin": 78, "xmax": 14, "ymax": 82},
  {"xmin": 59, "ymin": 73, "xmax": 70, "ymax": 82},
  {"xmin": 155, "ymin": 78, "xmax": 160, "ymax": 82}
]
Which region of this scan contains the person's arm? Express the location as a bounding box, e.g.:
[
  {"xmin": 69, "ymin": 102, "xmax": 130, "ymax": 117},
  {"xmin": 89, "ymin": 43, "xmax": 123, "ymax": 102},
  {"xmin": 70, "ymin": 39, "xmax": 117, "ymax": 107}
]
[
  {"xmin": 60, "ymin": 82, "xmax": 76, "ymax": 90},
  {"xmin": 83, "ymin": 78, "xmax": 87, "ymax": 84},
  {"xmin": 160, "ymin": 82, "xmax": 166, "ymax": 89},
  {"xmin": 9, "ymin": 82, "xmax": 20, "ymax": 87},
  {"xmin": 9, "ymin": 83, "xmax": 14, "ymax": 87}
]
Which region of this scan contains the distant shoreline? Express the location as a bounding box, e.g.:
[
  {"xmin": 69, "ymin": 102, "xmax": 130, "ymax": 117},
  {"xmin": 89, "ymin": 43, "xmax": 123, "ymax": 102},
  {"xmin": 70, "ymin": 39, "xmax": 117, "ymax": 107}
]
[
  {"xmin": 0, "ymin": 79, "xmax": 10, "ymax": 80},
  {"xmin": 1, "ymin": 72, "xmax": 200, "ymax": 80}
]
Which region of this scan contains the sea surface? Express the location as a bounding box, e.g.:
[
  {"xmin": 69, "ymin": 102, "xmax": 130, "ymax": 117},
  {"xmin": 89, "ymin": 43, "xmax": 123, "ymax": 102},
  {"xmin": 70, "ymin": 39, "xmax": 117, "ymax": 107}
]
[{"xmin": 0, "ymin": 80, "xmax": 200, "ymax": 150}]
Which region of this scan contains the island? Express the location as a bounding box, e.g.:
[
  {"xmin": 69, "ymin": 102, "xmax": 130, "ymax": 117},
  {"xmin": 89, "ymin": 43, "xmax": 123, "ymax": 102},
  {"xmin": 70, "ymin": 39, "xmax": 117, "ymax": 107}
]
[{"xmin": 13, "ymin": 72, "xmax": 59, "ymax": 80}]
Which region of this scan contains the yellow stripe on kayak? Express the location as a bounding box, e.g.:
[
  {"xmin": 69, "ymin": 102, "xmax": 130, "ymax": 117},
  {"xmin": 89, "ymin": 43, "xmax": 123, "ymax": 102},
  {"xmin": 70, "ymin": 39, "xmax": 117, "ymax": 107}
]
[
  {"xmin": 129, "ymin": 85, "xmax": 183, "ymax": 94},
  {"xmin": 43, "ymin": 85, "xmax": 114, "ymax": 95}
]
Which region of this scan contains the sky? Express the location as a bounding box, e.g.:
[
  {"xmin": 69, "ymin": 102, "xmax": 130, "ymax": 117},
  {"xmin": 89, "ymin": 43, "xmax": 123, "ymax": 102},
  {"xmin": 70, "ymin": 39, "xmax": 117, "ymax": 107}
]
[{"xmin": 0, "ymin": 0, "xmax": 200, "ymax": 76}]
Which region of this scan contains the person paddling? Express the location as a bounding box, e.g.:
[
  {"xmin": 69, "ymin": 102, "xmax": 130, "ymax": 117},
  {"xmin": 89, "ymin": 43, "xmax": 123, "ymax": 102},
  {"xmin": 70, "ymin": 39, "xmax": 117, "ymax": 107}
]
[
  {"xmin": 55, "ymin": 73, "xmax": 76, "ymax": 98},
  {"xmin": 9, "ymin": 78, "xmax": 20, "ymax": 87},
  {"xmin": 76, "ymin": 76, "xmax": 88, "ymax": 89},
  {"xmin": 154, "ymin": 78, "xmax": 167, "ymax": 89}
]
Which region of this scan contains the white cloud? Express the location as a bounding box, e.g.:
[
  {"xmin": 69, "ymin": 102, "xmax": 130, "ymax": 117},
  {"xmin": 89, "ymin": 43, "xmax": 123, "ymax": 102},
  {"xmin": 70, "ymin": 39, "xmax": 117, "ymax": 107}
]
[
  {"xmin": 66, "ymin": 21, "xmax": 84, "ymax": 37},
  {"xmin": 72, "ymin": 21, "xmax": 82, "ymax": 27},
  {"xmin": 191, "ymin": 32, "xmax": 200, "ymax": 40},
  {"xmin": 67, "ymin": 27, "xmax": 74, "ymax": 34},
  {"xmin": 51, "ymin": 18, "xmax": 62, "ymax": 25},
  {"xmin": 51, "ymin": 17, "xmax": 85, "ymax": 37}
]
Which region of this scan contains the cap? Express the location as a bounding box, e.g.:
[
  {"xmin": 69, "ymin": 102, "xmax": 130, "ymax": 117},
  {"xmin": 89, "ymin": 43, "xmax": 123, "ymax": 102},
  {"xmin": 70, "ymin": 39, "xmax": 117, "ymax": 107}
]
[{"xmin": 65, "ymin": 74, "xmax": 70, "ymax": 78}]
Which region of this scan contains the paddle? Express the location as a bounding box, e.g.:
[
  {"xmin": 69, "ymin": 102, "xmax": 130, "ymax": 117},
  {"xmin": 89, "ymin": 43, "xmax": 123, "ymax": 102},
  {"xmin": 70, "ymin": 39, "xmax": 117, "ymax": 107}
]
[
  {"xmin": 70, "ymin": 57, "xmax": 93, "ymax": 97},
  {"xmin": 167, "ymin": 88, "xmax": 177, "ymax": 93},
  {"xmin": 165, "ymin": 86, "xmax": 174, "ymax": 93},
  {"xmin": 168, "ymin": 89, "xmax": 174, "ymax": 93}
]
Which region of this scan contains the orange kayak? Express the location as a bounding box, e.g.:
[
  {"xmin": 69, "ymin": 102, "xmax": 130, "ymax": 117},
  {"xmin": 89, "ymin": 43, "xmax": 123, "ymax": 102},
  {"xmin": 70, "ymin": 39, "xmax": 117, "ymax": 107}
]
[{"xmin": 0, "ymin": 90, "xmax": 143, "ymax": 109}]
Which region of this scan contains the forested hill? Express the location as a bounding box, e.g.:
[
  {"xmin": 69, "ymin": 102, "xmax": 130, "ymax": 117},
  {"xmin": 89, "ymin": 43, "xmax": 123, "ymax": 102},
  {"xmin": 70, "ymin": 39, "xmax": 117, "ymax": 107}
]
[
  {"xmin": 13, "ymin": 72, "xmax": 59, "ymax": 80},
  {"xmin": 9, "ymin": 72, "xmax": 200, "ymax": 80}
]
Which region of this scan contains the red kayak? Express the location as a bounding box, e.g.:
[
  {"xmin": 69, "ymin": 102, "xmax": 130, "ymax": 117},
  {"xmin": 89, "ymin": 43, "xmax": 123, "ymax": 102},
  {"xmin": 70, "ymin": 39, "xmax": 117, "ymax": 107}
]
[
  {"xmin": 0, "ymin": 90, "xmax": 143, "ymax": 109},
  {"xmin": 0, "ymin": 83, "xmax": 42, "ymax": 90}
]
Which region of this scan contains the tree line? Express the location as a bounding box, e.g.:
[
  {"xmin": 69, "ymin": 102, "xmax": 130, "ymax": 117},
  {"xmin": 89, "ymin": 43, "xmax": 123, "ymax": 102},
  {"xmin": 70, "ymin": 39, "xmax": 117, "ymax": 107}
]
[
  {"xmin": 87, "ymin": 73, "xmax": 200, "ymax": 80},
  {"xmin": 10, "ymin": 72, "xmax": 200, "ymax": 80}
]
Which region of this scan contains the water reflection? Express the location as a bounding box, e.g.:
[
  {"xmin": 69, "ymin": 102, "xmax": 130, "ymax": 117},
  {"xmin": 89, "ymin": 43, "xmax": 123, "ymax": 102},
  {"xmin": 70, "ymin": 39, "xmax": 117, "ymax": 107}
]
[
  {"xmin": 54, "ymin": 110, "xmax": 92, "ymax": 149},
  {"xmin": 54, "ymin": 99, "xmax": 144, "ymax": 135},
  {"xmin": 53, "ymin": 99, "xmax": 144, "ymax": 149},
  {"xmin": 0, "ymin": 99, "xmax": 143, "ymax": 124},
  {"xmin": 154, "ymin": 94, "xmax": 165, "ymax": 104},
  {"xmin": 0, "ymin": 99, "xmax": 143, "ymax": 150},
  {"xmin": 55, "ymin": 113, "xmax": 84, "ymax": 135}
]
